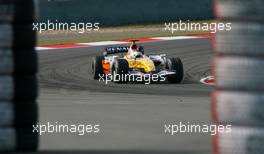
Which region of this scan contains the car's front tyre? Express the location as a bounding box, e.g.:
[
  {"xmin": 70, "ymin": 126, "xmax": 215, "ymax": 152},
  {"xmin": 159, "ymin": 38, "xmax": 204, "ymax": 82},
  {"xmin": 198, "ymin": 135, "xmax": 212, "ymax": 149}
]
[{"xmin": 167, "ymin": 57, "xmax": 184, "ymax": 83}]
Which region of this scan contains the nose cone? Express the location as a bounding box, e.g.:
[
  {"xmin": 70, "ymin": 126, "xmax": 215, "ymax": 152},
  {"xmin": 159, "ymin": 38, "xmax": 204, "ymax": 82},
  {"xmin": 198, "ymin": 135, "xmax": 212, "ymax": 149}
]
[{"xmin": 142, "ymin": 59, "xmax": 155, "ymax": 73}]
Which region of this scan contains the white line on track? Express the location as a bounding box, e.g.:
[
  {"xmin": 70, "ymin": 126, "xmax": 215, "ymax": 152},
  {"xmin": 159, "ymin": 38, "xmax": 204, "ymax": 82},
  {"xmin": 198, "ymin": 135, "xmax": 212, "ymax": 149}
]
[{"xmin": 36, "ymin": 36, "xmax": 208, "ymax": 51}]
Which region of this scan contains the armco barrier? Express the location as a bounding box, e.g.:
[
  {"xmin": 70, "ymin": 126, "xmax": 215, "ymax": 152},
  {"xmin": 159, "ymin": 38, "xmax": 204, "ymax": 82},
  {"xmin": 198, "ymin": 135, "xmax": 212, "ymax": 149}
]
[
  {"xmin": 213, "ymin": 0, "xmax": 264, "ymax": 154},
  {"xmin": 0, "ymin": 0, "xmax": 38, "ymax": 152},
  {"xmin": 38, "ymin": 0, "xmax": 213, "ymax": 26}
]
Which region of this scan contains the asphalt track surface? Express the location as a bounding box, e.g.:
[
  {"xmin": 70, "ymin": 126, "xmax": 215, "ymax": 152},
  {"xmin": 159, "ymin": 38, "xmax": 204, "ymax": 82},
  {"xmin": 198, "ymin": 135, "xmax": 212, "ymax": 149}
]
[{"xmin": 34, "ymin": 38, "xmax": 213, "ymax": 154}]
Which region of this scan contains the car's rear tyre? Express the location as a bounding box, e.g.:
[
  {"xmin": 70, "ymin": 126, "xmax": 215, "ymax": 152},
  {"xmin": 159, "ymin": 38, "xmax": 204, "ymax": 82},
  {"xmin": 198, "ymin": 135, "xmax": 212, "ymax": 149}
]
[
  {"xmin": 112, "ymin": 59, "xmax": 129, "ymax": 83},
  {"xmin": 167, "ymin": 57, "xmax": 184, "ymax": 83},
  {"xmin": 92, "ymin": 56, "xmax": 104, "ymax": 80}
]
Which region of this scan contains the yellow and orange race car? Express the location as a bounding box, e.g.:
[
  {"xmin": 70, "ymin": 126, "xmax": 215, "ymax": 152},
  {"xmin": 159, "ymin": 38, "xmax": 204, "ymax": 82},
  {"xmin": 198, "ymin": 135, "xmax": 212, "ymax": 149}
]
[{"xmin": 92, "ymin": 40, "xmax": 183, "ymax": 84}]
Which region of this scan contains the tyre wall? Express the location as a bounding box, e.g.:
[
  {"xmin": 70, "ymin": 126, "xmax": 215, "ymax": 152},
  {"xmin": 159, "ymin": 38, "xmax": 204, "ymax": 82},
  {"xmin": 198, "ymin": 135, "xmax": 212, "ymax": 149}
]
[
  {"xmin": 0, "ymin": 0, "xmax": 39, "ymax": 152},
  {"xmin": 212, "ymin": 0, "xmax": 264, "ymax": 153}
]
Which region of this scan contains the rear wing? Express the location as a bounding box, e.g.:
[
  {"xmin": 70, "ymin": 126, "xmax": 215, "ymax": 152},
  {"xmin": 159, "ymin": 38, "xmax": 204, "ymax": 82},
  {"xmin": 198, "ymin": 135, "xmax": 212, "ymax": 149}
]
[
  {"xmin": 104, "ymin": 46, "xmax": 144, "ymax": 55},
  {"xmin": 104, "ymin": 47, "xmax": 129, "ymax": 55}
]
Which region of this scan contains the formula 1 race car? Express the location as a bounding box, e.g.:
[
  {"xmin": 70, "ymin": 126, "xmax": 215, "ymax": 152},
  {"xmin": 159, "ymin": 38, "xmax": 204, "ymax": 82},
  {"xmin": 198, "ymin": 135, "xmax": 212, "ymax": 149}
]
[{"xmin": 92, "ymin": 40, "xmax": 183, "ymax": 84}]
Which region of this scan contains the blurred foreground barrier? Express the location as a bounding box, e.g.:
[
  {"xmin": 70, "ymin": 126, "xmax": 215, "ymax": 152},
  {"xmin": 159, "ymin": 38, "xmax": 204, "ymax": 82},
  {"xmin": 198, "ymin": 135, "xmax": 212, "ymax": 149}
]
[
  {"xmin": 213, "ymin": 0, "xmax": 264, "ymax": 154},
  {"xmin": 214, "ymin": 21, "xmax": 264, "ymax": 57},
  {"xmin": 213, "ymin": 126, "xmax": 264, "ymax": 154},
  {"xmin": 214, "ymin": 56, "xmax": 264, "ymax": 91},
  {"xmin": 212, "ymin": 90, "xmax": 264, "ymax": 127},
  {"xmin": 0, "ymin": 0, "xmax": 38, "ymax": 152}
]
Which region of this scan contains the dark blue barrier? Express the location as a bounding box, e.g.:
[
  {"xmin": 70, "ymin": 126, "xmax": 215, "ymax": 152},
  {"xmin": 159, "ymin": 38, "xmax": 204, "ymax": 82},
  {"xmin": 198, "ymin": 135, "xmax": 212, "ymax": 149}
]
[{"xmin": 38, "ymin": 0, "xmax": 213, "ymax": 26}]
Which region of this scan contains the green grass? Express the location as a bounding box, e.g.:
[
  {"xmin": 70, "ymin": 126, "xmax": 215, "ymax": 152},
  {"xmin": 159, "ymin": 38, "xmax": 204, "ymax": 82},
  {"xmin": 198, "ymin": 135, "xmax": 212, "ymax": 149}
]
[{"xmin": 38, "ymin": 20, "xmax": 213, "ymax": 46}]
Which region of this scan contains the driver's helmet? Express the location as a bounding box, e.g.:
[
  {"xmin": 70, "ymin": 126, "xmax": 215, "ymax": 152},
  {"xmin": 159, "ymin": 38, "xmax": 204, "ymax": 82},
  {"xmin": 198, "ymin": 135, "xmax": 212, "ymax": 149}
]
[
  {"xmin": 127, "ymin": 50, "xmax": 143, "ymax": 59},
  {"xmin": 138, "ymin": 46, "xmax": 144, "ymax": 54},
  {"xmin": 133, "ymin": 51, "xmax": 143, "ymax": 58}
]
